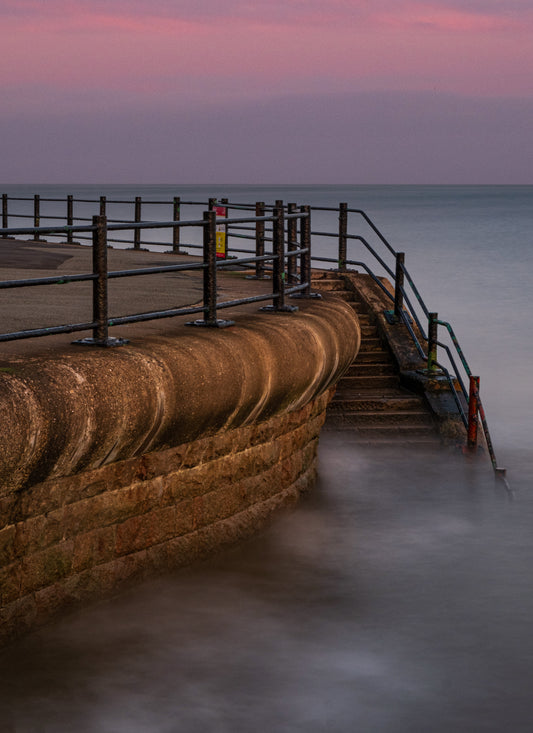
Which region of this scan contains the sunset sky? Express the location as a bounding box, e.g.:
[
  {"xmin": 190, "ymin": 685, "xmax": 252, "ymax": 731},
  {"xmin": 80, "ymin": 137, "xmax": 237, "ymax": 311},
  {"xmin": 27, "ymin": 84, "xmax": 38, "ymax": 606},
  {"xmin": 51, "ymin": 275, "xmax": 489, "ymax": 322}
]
[{"xmin": 2, "ymin": 0, "xmax": 532, "ymax": 183}]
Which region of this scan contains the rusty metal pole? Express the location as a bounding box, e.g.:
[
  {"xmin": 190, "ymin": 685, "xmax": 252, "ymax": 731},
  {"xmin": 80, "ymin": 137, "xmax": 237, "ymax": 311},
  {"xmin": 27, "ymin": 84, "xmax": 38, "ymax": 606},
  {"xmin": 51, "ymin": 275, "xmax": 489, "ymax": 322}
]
[
  {"xmin": 301, "ymin": 205, "xmax": 311, "ymax": 295},
  {"xmin": 2, "ymin": 194, "xmax": 8, "ymax": 229},
  {"xmin": 34, "ymin": 194, "xmax": 40, "ymax": 241},
  {"xmin": 73, "ymin": 215, "xmax": 128, "ymax": 347},
  {"xmin": 221, "ymin": 197, "xmax": 229, "ymax": 259},
  {"xmin": 338, "ymin": 202, "xmax": 347, "ymax": 271},
  {"xmin": 255, "ymin": 201, "xmax": 265, "ymax": 279},
  {"xmin": 67, "ymin": 195, "xmax": 73, "ymax": 243},
  {"xmin": 204, "ymin": 210, "xmax": 217, "ymax": 324},
  {"xmin": 427, "ymin": 312, "xmax": 438, "ymax": 373},
  {"xmin": 287, "ymin": 202, "xmax": 297, "ymax": 283},
  {"xmin": 172, "ymin": 196, "xmax": 180, "ymax": 252},
  {"xmin": 92, "ymin": 215, "xmax": 109, "ymax": 342},
  {"xmin": 273, "ymin": 205, "xmax": 285, "ymax": 309},
  {"xmin": 394, "ymin": 252, "xmax": 405, "ymax": 321},
  {"xmin": 467, "ymin": 375, "xmax": 480, "ymax": 450},
  {"xmin": 186, "ymin": 211, "xmax": 234, "ymax": 328},
  {"xmin": 134, "ymin": 196, "xmax": 141, "ymax": 249}
]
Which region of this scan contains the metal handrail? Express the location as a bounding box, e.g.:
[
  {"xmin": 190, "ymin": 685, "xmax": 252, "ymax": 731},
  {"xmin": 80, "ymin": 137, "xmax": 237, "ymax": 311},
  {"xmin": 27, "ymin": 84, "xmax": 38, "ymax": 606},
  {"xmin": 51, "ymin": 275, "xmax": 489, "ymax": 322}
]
[
  {"xmin": 0, "ymin": 208, "xmax": 312, "ymax": 344},
  {"xmin": 1, "ymin": 193, "xmax": 504, "ymax": 478}
]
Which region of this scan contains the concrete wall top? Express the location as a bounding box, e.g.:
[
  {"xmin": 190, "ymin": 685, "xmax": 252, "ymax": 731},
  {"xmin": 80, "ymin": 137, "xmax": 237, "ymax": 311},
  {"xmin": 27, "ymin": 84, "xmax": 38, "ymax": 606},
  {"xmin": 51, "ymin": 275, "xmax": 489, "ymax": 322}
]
[{"xmin": 1, "ymin": 297, "xmax": 360, "ymax": 497}]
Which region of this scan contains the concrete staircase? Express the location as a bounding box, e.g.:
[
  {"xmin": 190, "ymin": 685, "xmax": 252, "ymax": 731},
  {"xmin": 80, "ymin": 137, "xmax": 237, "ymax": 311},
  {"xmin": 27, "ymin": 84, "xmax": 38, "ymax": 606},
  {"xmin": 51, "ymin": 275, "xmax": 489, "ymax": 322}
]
[{"xmin": 312, "ymin": 271, "xmax": 440, "ymax": 445}]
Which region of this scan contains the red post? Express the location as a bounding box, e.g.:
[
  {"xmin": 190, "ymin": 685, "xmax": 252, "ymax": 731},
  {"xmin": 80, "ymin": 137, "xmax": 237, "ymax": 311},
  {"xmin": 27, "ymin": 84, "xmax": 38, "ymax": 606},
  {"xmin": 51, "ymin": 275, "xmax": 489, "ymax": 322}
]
[{"xmin": 467, "ymin": 375, "xmax": 480, "ymax": 450}]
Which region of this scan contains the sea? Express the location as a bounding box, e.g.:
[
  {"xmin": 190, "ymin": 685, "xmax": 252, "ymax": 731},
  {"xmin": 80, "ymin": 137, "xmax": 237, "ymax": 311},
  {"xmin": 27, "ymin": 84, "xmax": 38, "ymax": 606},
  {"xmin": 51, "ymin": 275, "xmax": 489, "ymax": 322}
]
[{"xmin": 1, "ymin": 184, "xmax": 532, "ymax": 732}]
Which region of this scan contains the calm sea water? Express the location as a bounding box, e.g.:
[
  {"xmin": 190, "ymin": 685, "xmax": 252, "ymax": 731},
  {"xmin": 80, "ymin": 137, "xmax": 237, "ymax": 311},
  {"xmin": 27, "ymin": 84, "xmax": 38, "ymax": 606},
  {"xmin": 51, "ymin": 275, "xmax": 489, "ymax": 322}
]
[{"xmin": 1, "ymin": 185, "xmax": 532, "ymax": 732}]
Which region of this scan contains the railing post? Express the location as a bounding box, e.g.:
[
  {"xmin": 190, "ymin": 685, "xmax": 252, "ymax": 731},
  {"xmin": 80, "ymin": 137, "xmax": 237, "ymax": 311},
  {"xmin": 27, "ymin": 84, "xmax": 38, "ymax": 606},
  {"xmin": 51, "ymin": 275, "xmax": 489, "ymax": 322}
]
[
  {"xmin": 208, "ymin": 197, "xmax": 217, "ymax": 211},
  {"xmin": 73, "ymin": 215, "xmax": 128, "ymax": 347},
  {"xmin": 2, "ymin": 194, "xmax": 8, "ymax": 229},
  {"xmin": 34, "ymin": 194, "xmax": 40, "ymax": 241},
  {"xmin": 394, "ymin": 252, "xmax": 405, "ymax": 320},
  {"xmin": 221, "ymin": 197, "xmax": 229, "ymax": 259},
  {"xmin": 273, "ymin": 203, "xmax": 285, "ymax": 309},
  {"xmin": 172, "ymin": 196, "xmax": 181, "ymax": 252},
  {"xmin": 300, "ymin": 204, "xmax": 311, "ymax": 295},
  {"xmin": 134, "ymin": 196, "xmax": 142, "ymax": 249},
  {"xmin": 99, "ymin": 196, "xmax": 106, "ymax": 217},
  {"xmin": 186, "ymin": 211, "xmax": 234, "ymax": 328},
  {"xmin": 67, "ymin": 195, "xmax": 74, "ymax": 243},
  {"xmin": 93, "ymin": 215, "xmax": 109, "ymax": 341},
  {"xmin": 287, "ymin": 202, "xmax": 297, "ymax": 283},
  {"xmin": 467, "ymin": 375, "xmax": 480, "ymax": 450},
  {"xmin": 427, "ymin": 312, "xmax": 438, "ymax": 373},
  {"xmin": 254, "ymin": 201, "xmax": 266, "ymax": 279},
  {"xmin": 260, "ymin": 203, "xmax": 298, "ymax": 313},
  {"xmin": 338, "ymin": 202, "xmax": 347, "ymax": 271}
]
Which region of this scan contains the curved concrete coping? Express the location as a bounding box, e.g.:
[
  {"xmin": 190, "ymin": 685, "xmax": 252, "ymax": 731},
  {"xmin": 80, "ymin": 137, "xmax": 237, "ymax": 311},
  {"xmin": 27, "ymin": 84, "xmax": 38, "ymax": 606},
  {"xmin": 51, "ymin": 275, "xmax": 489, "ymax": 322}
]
[{"xmin": 1, "ymin": 295, "xmax": 360, "ymax": 499}]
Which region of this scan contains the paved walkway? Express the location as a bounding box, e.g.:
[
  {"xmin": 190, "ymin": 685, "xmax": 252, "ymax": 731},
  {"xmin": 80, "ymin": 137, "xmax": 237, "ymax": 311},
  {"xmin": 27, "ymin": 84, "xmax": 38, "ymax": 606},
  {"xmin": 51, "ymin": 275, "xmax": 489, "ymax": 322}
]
[{"xmin": 0, "ymin": 238, "xmax": 271, "ymax": 357}]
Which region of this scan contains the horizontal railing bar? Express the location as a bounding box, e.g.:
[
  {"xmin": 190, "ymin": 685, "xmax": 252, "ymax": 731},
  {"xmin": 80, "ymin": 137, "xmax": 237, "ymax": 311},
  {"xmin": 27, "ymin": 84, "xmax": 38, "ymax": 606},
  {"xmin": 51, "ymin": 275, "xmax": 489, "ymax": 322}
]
[
  {"xmin": 108, "ymin": 304, "xmax": 206, "ymax": 325},
  {"xmin": 0, "ymin": 273, "xmax": 98, "ymax": 289},
  {"xmin": 0, "ymin": 321, "xmax": 98, "ymax": 342}
]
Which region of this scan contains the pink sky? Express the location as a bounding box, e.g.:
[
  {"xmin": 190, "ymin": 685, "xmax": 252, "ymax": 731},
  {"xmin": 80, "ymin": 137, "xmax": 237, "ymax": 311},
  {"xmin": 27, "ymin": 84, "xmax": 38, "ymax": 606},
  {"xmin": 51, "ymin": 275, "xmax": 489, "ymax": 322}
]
[{"xmin": 1, "ymin": 0, "xmax": 533, "ymax": 182}]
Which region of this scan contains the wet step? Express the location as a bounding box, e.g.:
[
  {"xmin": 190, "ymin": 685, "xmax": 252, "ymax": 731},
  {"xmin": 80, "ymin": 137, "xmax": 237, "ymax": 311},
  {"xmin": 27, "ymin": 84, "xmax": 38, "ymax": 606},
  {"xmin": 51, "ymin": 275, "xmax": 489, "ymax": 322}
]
[
  {"xmin": 355, "ymin": 349, "xmax": 391, "ymax": 363},
  {"xmin": 338, "ymin": 410, "xmax": 434, "ymax": 426},
  {"xmin": 345, "ymin": 363, "xmax": 397, "ymax": 377},
  {"xmin": 340, "ymin": 375, "xmax": 400, "ymax": 389},
  {"xmin": 329, "ymin": 393, "xmax": 425, "ymax": 412}
]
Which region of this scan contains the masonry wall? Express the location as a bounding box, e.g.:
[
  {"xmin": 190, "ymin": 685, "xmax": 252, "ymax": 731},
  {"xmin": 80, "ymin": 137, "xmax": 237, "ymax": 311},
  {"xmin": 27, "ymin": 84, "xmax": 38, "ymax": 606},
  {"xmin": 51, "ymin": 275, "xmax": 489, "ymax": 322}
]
[{"xmin": 0, "ymin": 298, "xmax": 360, "ymax": 643}]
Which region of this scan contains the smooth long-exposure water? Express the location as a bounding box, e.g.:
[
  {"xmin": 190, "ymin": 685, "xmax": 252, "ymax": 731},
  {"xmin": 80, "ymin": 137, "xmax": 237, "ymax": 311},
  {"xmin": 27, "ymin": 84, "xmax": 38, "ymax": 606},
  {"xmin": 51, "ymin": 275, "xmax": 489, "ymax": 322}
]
[{"xmin": 1, "ymin": 185, "xmax": 532, "ymax": 731}]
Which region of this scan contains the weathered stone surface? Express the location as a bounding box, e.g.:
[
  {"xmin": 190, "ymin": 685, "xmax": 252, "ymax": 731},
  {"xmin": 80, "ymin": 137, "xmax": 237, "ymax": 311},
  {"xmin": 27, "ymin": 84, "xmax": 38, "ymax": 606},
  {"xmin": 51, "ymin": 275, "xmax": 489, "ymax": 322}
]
[{"xmin": 0, "ymin": 298, "xmax": 360, "ymax": 644}]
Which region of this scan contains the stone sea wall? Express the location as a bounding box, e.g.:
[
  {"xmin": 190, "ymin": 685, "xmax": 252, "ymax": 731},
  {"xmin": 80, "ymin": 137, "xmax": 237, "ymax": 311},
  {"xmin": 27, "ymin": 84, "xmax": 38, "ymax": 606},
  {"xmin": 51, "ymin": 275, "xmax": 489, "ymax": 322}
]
[{"xmin": 0, "ymin": 298, "xmax": 359, "ymax": 643}]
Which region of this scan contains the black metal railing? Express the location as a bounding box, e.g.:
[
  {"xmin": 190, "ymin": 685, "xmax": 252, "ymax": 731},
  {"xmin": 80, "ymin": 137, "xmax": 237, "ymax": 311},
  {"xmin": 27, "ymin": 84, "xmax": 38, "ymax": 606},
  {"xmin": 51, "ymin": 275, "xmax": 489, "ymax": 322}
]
[
  {"xmin": 0, "ymin": 206, "xmax": 313, "ymax": 345},
  {"xmin": 305, "ymin": 202, "xmax": 506, "ymax": 479},
  {"xmin": 0, "ymin": 193, "xmax": 504, "ymax": 478}
]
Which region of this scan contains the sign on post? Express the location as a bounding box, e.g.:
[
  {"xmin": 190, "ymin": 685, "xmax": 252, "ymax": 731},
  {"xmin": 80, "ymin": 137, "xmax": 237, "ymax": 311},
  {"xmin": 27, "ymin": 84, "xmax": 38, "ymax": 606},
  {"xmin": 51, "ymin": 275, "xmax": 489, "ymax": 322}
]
[{"xmin": 214, "ymin": 205, "xmax": 227, "ymax": 258}]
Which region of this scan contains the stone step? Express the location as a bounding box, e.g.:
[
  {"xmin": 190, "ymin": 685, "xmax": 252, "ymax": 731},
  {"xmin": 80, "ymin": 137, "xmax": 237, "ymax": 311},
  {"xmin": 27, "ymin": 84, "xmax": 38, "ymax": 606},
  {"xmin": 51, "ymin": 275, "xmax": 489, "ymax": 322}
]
[
  {"xmin": 342, "ymin": 424, "xmax": 437, "ymax": 439},
  {"xmin": 322, "ymin": 423, "xmax": 442, "ymax": 445},
  {"xmin": 340, "ymin": 375, "xmax": 400, "ymax": 389},
  {"xmin": 337, "ymin": 410, "xmax": 434, "ymax": 426},
  {"xmin": 330, "ymin": 393, "xmax": 425, "ymax": 412},
  {"xmin": 355, "ymin": 349, "xmax": 391, "ymax": 363},
  {"xmin": 346, "ymin": 363, "xmax": 396, "ymax": 377},
  {"xmin": 360, "ymin": 325, "xmax": 378, "ymax": 337},
  {"xmin": 358, "ymin": 337, "xmax": 384, "ymax": 351}
]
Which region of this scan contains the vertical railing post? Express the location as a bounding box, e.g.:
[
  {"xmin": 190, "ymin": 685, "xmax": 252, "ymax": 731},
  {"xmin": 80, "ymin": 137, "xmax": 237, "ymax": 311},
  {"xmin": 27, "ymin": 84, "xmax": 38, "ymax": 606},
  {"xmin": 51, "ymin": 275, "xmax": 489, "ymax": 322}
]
[
  {"xmin": 2, "ymin": 194, "xmax": 8, "ymax": 229},
  {"xmin": 73, "ymin": 215, "xmax": 128, "ymax": 347},
  {"xmin": 394, "ymin": 252, "xmax": 405, "ymax": 321},
  {"xmin": 287, "ymin": 202, "xmax": 297, "ymax": 283},
  {"xmin": 204, "ymin": 210, "xmax": 217, "ymax": 324},
  {"xmin": 186, "ymin": 210, "xmax": 234, "ymax": 328},
  {"xmin": 67, "ymin": 195, "xmax": 74, "ymax": 243},
  {"xmin": 255, "ymin": 201, "xmax": 265, "ymax": 279},
  {"xmin": 427, "ymin": 312, "xmax": 438, "ymax": 373},
  {"xmin": 93, "ymin": 214, "xmax": 109, "ymax": 342},
  {"xmin": 172, "ymin": 196, "xmax": 181, "ymax": 252},
  {"xmin": 260, "ymin": 204, "xmax": 298, "ymax": 312},
  {"xmin": 272, "ymin": 204, "xmax": 285, "ymax": 309},
  {"xmin": 221, "ymin": 197, "xmax": 229, "ymax": 259},
  {"xmin": 467, "ymin": 375, "xmax": 480, "ymax": 450},
  {"xmin": 134, "ymin": 196, "xmax": 142, "ymax": 249},
  {"xmin": 99, "ymin": 196, "xmax": 106, "ymax": 217},
  {"xmin": 300, "ymin": 204, "xmax": 311, "ymax": 295},
  {"xmin": 34, "ymin": 194, "xmax": 40, "ymax": 241},
  {"xmin": 338, "ymin": 202, "xmax": 347, "ymax": 271},
  {"xmin": 208, "ymin": 197, "xmax": 217, "ymax": 211}
]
